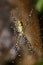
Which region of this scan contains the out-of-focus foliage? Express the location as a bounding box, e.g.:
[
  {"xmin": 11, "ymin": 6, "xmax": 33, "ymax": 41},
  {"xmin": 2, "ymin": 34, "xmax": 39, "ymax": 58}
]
[
  {"xmin": 34, "ymin": 60, "xmax": 43, "ymax": 65},
  {"xmin": 35, "ymin": 0, "xmax": 43, "ymax": 12}
]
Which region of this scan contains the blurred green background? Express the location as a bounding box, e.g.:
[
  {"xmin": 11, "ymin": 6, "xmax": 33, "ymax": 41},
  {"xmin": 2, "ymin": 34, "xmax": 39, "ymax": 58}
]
[
  {"xmin": 35, "ymin": 0, "xmax": 43, "ymax": 12},
  {"xmin": 34, "ymin": 60, "xmax": 43, "ymax": 65},
  {"xmin": 35, "ymin": 0, "xmax": 43, "ymax": 65}
]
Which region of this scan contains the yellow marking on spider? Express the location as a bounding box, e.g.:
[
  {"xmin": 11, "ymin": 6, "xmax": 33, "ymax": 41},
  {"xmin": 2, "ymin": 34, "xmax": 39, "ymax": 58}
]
[
  {"xmin": 16, "ymin": 20, "xmax": 23, "ymax": 47},
  {"xmin": 17, "ymin": 20, "xmax": 23, "ymax": 36},
  {"xmin": 16, "ymin": 36, "xmax": 20, "ymax": 47}
]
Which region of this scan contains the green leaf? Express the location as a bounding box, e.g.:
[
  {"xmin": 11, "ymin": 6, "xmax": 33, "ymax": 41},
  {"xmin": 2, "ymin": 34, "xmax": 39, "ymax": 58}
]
[
  {"xmin": 34, "ymin": 60, "xmax": 43, "ymax": 65},
  {"xmin": 35, "ymin": 0, "xmax": 43, "ymax": 12}
]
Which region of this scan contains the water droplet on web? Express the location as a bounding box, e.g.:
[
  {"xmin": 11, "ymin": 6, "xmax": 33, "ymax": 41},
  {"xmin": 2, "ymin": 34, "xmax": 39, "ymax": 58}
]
[
  {"xmin": 29, "ymin": 14, "xmax": 32, "ymax": 17},
  {"xmin": 18, "ymin": 54, "xmax": 21, "ymax": 57}
]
